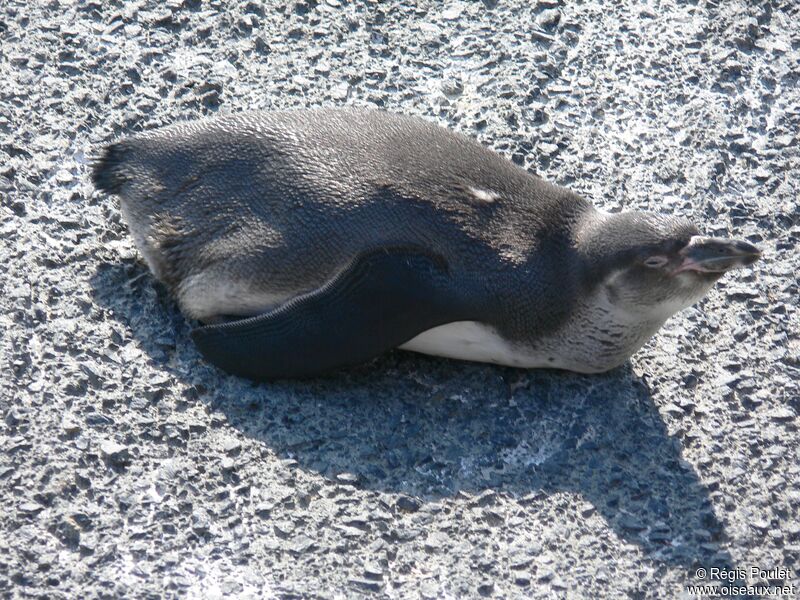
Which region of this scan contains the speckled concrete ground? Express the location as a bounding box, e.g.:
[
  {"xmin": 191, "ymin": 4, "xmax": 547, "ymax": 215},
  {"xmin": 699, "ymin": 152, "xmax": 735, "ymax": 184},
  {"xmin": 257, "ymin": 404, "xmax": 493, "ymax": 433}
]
[{"xmin": 1, "ymin": 1, "xmax": 798, "ymax": 598}]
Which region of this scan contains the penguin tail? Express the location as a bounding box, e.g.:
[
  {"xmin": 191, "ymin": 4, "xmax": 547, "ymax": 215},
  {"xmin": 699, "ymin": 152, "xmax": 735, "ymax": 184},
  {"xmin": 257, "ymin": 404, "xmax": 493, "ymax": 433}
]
[{"xmin": 91, "ymin": 142, "xmax": 129, "ymax": 194}]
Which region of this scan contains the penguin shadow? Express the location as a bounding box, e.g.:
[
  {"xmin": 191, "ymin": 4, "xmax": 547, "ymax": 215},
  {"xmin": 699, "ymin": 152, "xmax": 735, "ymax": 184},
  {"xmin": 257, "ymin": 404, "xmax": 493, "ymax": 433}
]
[{"xmin": 91, "ymin": 260, "xmax": 735, "ymax": 573}]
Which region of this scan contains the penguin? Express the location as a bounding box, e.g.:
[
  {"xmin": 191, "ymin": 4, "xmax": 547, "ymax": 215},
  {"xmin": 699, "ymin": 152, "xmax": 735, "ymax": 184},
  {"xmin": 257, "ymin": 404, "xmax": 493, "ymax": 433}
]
[{"xmin": 92, "ymin": 108, "xmax": 761, "ymax": 380}]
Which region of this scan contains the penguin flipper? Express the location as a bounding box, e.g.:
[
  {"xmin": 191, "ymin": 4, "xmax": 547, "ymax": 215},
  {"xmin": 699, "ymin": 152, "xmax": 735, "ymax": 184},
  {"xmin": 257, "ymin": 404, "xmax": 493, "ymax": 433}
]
[{"xmin": 190, "ymin": 247, "xmax": 470, "ymax": 380}]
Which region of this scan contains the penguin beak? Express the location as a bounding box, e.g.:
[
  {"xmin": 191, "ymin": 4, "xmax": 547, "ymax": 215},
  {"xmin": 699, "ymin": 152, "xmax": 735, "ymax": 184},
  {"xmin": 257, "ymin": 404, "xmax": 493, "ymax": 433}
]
[{"xmin": 675, "ymin": 236, "xmax": 762, "ymax": 274}]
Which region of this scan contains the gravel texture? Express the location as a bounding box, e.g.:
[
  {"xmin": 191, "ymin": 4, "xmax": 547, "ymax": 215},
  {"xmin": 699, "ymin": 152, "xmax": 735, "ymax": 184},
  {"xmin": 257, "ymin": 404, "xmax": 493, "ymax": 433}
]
[{"xmin": 1, "ymin": 1, "xmax": 799, "ymax": 598}]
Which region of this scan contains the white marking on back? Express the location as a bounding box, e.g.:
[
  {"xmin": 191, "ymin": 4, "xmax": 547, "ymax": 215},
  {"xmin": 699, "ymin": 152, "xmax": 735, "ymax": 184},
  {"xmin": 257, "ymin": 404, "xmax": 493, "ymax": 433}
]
[
  {"xmin": 468, "ymin": 186, "xmax": 500, "ymax": 203},
  {"xmin": 119, "ymin": 200, "xmax": 164, "ymax": 279},
  {"xmin": 178, "ymin": 271, "xmax": 288, "ymax": 322}
]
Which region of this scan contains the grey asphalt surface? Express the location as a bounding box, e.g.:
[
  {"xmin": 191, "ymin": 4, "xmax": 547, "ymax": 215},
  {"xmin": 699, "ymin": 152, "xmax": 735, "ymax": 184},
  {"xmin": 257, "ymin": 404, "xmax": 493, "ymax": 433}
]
[{"xmin": 1, "ymin": 1, "xmax": 798, "ymax": 598}]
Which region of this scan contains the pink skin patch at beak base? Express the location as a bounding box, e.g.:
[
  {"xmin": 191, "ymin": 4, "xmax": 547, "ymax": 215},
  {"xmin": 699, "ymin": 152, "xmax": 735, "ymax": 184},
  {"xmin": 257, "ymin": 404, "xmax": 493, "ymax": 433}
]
[{"xmin": 673, "ymin": 257, "xmax": 717, "ymax": 274}]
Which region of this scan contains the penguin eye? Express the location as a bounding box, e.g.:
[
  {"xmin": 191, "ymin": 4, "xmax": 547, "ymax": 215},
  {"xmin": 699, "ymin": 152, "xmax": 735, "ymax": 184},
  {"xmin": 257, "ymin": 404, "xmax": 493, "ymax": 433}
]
[{"xmin": 643, "ymin": 255, "xmax": 669, "ymax": 268}]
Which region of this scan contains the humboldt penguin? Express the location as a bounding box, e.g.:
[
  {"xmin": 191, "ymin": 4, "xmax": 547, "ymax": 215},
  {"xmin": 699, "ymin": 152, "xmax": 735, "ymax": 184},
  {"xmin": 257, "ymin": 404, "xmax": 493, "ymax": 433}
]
[{"xmin": 91, "ymin": 108, "xmax": 761, "ymax": 380}]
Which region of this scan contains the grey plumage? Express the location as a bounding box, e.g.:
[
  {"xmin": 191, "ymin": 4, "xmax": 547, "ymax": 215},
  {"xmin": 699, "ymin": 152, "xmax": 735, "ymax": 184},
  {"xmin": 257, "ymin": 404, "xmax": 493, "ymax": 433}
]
[
  {"xmin": 94, "ymin": 109, "xmax": 586, "ymax": 332},
  {"xmin": 93, "ymin": 108, "xmax": 760, "ymax": 378}
]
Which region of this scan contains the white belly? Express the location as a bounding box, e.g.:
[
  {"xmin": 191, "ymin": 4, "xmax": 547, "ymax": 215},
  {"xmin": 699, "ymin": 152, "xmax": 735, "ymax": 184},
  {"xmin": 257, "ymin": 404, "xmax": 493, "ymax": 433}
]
[{"xmin": 399, "ymin": 321, "xmax": 554, "ymax": 369}]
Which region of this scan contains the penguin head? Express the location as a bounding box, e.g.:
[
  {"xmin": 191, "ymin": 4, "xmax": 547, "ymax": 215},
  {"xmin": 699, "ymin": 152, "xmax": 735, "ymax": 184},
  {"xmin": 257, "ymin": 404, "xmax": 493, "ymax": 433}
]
[{"xmin": 582, "ymin": 211, "xmax": 761, "ymax": 319}]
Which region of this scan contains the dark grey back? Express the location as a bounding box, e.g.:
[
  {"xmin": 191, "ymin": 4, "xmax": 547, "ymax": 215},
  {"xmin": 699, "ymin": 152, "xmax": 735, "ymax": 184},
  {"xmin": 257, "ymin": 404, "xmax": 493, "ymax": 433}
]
[{"xmin": 97, "ymin": 108, "xmax": 597, "ymax": 341}]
